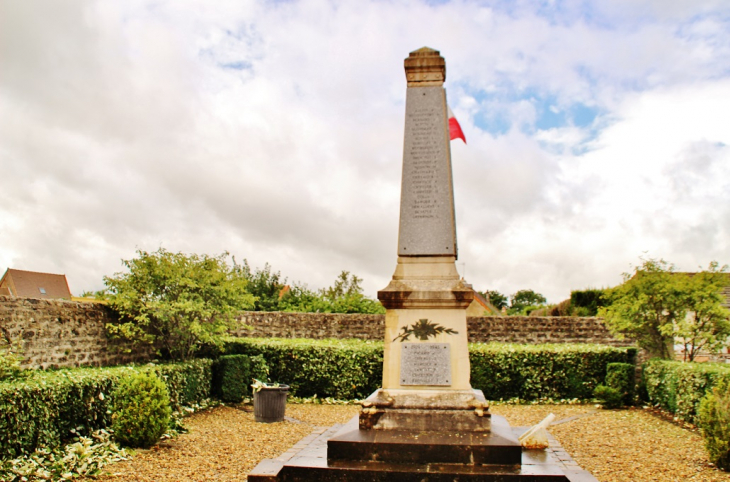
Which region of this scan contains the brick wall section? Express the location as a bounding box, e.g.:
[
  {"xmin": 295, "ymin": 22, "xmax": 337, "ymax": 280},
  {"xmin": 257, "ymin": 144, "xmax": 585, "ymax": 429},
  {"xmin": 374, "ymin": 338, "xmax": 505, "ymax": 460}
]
[
  {"xmin": 1, "ymin": 298, "xmax": 633, "ymax": 369},
  {"xmin": 0, "ymin": 296, "xmax": 151, "ymax": 369}
]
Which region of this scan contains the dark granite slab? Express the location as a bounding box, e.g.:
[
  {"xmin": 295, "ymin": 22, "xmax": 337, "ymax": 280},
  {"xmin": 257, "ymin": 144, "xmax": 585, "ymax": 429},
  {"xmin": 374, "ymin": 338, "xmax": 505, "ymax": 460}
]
[
  {"xmin": 329, "ymin": 414, "xmax": 521, "ymax": 465},
  {"xmin": 248, "ymin": 418, "xmax": 598, "ymax": 481}
]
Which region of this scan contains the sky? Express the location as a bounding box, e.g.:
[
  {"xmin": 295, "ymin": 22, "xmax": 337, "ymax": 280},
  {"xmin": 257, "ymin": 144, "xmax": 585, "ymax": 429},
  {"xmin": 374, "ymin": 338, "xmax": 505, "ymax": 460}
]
[{"xmin": 1, "ymin": 0, "xmax": 729, "ymax": 303}]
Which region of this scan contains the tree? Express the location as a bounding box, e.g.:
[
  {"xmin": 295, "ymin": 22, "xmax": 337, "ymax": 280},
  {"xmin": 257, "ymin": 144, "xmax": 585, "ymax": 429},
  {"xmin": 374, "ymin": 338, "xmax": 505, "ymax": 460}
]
[
  {"xmin": 508, "ymin": 289, "xmax": 547, "ymax": 315},
  {"xmin": 103, "ymin": 249, "xmax": 255, "ymax": 360},
  {"xmin": 323, "ymin": 271, "xmax": 365, "ymax": 301},
  {"xmin": 280, "ymin": 271, "xmax": 385, "ymax": 314},
  {"xmin": 675, "ymin": 262, "xmax": 730, "ymax": 362},
  {"xmin": 599, "ymin": 258, "xmax": 685, "ymax": 359},
  {"xmin": 234, "ymin": 260, "xmax": 288, "ymax": 312},
  {"xmin": 600, "ymin": 258, "xmax": 730, "ymax": 361},
  {"xmin": 479, "ymin": 290, "xmax": 508, "ymax": 310},
  {"xmin": 569, "ymin": 289, "xmax": 608, "ymax": 316}
]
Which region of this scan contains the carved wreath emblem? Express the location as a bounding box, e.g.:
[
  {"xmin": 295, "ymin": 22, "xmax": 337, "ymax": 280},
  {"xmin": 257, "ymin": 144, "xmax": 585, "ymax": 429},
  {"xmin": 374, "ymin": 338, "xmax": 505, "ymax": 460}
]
[{"xmin": 393, "ymin": 318, "xmax": 458, "ymax": 342}]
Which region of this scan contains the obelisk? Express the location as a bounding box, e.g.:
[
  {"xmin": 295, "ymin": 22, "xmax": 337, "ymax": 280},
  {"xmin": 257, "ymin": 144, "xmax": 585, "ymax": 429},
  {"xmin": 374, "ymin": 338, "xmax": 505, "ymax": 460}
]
[
  {"xmin": 361, "ymin": 47, "xmax": 489, "ymax": 432},
  {"xmin": 248, "ymin": 48, "xmax": 578, "ymax": 481}
]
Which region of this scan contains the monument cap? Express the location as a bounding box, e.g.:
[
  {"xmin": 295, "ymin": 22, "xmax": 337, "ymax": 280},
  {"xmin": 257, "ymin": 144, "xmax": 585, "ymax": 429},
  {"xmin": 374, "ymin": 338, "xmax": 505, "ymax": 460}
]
[{"xmin": 404, "ymin": 47, "xmax": 446, "ymax": 86}]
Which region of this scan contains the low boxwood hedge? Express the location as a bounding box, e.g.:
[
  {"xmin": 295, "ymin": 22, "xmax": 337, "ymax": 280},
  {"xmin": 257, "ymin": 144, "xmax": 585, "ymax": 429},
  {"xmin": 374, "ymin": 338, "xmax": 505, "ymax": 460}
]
[
  {"xmin": 224, "ymin": 338, "xmax": 636, "ymax": 402},
  {"xmin": 470, "ymin": 343, "xmax": 636, "ymax": 401},
  {"xmin": 0, "ymin": 359, "xmax": 212, "ymax": 460},
  {"xmin": 642, "ymin": 359, "xmax": 730, "ymax": 424},
  {"xmin": 153, "ymin": 359, "xmax": 212, "ymax": 411},
  {"xmin": 212, "ymin": 354, "xmax": 269, "ymax": 402},
  {"xmin": 606, "ymin": 362, "xmax": 635, "ymax": 405},
  {"xmin": 224, "ymin": 338, "xmax": 383, "ymax": 400}
]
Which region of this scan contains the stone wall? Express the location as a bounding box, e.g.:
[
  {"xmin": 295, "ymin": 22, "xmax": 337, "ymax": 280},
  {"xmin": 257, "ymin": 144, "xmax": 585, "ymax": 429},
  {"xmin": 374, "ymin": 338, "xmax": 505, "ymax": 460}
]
[
  {"xmin": 466, "ymin": 316, "xmax": 632, "ymax": 347},
  {"xmin": 0, "ymin": 296, "xmax": 151, "ymax": 369},
  {"xmin": 231, "ymin": 312, "xmax": 385, "ymax": 340},
  {"xmin": 232, "ymin": 312, "xmax": 633, "ymax": 347},
  {"xmin": 1, "ymin": 297, "xmax": 633, "ymax": 369}
]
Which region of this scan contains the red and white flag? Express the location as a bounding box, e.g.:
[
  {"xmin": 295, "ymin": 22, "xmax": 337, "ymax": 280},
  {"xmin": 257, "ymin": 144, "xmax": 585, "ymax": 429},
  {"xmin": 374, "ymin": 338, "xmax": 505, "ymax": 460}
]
[{"xmin": 448, "ymin": 106, "xmax": 466, "ymax": 144}]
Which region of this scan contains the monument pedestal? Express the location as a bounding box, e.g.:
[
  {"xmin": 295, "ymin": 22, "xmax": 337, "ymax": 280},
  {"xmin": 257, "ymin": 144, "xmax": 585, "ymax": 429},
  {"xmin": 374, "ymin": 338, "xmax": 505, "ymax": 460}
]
[{"xmin": 359, "ymin": 388, "xmax": 490, "ymax": 432}]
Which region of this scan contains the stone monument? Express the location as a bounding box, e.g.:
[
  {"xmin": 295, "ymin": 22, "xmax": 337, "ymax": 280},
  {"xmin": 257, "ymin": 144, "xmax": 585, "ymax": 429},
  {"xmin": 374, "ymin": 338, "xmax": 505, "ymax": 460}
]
[
  {"xmin": 248, "ymin": 47, "xmax": 584, "ymax": 482},
  {"xmin": 359, "ymin": 46, "xmax": 489, "ymax": 433}
]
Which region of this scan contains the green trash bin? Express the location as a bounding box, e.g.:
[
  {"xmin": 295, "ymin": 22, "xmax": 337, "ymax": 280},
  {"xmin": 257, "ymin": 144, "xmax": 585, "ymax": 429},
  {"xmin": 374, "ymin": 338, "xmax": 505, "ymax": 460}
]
[{"xmin": 253, "ymin": 384, "xmax": 289, "ymax": 423}]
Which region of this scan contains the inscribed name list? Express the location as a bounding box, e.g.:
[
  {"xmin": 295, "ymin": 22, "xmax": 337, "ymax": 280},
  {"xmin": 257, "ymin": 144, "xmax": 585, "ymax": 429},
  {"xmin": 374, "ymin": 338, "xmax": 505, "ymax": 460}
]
[
  {"xmin": 400, "ymin": 343, "xmax": 452, "ymax": 386},
  {"xmin": 397, "ymin": 86, "xmax": 457, "ymax": 257}
]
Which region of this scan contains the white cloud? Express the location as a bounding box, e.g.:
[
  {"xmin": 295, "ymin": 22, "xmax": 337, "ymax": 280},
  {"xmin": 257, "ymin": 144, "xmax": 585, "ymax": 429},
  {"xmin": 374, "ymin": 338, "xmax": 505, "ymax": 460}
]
[{"xmin": 1, "ymin": 0, "xmax": 729, "ymax": 304}]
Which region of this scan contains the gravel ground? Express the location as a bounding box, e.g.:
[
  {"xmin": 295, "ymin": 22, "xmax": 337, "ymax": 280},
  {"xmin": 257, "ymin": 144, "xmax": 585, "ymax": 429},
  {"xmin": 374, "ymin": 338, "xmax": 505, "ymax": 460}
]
[{"xmin": 83, "ymin": 403, "xmax": 730, "ymax": 482}]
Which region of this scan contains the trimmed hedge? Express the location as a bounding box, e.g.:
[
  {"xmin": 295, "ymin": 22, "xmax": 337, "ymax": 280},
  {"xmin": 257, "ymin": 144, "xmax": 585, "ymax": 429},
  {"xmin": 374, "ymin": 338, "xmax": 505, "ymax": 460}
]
[
  {"xmin": 642, "ymin": 359, "xmax": 730, "ymax": 424},
  {"xmin": 225, "ymin": 338, "xmax": 636, "ymax": 402},
  {"xmin": 606, "ymin": 362, "xmax": 635, "ymax": 405},
  {"xmin": 224, "ymin": 338, "xmax": 383, "ymax": 400},
  {"xmin": 213, "ymin": 354, "xmax": 269, "ymax": 402},
  {"xmin": 593, "ymin": 385, "xmax": 623, "ymax": 408},
  {"xmin": 698, "ymin": 378, "xmax": 730, "ymax": 470},
  {"xmin": 0, "ymin": 359, "xmax": 212, "ymax": 460},
  {"xmin": 470, "ymin": 343, "xmax": 636, "ymax": 401},
  {"xmin": 152, "ymin": 359, "xmax": 212, "ymax": 411}
]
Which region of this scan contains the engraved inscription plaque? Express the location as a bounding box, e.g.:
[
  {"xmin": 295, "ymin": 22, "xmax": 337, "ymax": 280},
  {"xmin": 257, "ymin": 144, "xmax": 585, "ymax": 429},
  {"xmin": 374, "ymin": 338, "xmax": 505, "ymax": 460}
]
[
  {"xmin": 397, "ymin": 86, "xmax": 457, "ymax": 257},
  {"xmin": 400, "ymin": 343, "xmax": 451, "ymax": 386}
]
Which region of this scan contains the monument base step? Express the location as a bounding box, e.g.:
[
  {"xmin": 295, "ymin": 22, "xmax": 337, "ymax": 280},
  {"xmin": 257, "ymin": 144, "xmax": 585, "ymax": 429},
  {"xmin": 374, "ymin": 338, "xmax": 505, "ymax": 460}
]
[
  {"xmin": 330, "ymin": 415, "xmax": 519, "ymax": 465},
  {"xmin": 251, "ymin": 457, "xmax": 569, "ymax": 481},
  {"xmin": 248, "ymin": 419, "xmax": 597, "ymax": 482}
]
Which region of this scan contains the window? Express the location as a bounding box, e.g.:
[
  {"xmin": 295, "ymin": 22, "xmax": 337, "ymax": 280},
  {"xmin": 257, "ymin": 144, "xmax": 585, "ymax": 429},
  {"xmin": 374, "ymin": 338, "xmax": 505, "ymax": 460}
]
[{"xmin": 39, "ymin": 287, "xmax": 46, "ymax": 294}]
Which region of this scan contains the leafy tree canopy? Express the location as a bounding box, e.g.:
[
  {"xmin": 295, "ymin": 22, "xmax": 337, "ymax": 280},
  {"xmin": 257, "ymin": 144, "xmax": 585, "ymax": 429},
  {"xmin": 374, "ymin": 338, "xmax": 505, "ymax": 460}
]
[
  {"xmin": 675, "ymin": 262, "xmax": 730, "ymax": 361},
  {"xmin": 508, "ymin": 289, "xmax": 547, "ymax": 315},
  {"xmin": 103, "ymin": 249, "xmax": 255, "ymax": 360},
  {"xmin": 233, "ymin": 260, "xmax": 287, "ymax": 312},
  {"xmin": 599, "ymin": 258, "xmax": 730, "ymax": 361},
  {"xmin": 569, "ymin": 288, "xmax": 608, "ymax": 316},
  {"xmin": 280, "ymin": 271, "xmax": 385, "ymax": 314},
  {"xmin": 479, "ymin": 290, "xmax": 508, "ymax": 310}
]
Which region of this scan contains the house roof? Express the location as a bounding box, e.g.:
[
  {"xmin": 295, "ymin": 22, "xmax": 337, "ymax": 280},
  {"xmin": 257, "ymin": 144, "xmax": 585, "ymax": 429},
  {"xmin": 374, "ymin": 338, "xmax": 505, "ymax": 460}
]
[
  {"xmin": 0, "ymin": 269, "xmax": 73, "ymax": 299},
  {"xmin": 470, "ymin": 289, "xmax": 503, "ymax": 316}
]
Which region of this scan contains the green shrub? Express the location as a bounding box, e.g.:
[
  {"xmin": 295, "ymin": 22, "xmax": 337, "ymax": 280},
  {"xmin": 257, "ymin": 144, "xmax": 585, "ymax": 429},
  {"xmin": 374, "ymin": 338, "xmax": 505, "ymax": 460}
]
[
  {"xmin": 594, "ymin": 385, "xmax": 624, "ymax": 408},
  {"xmin": 103, "ymin": 248, "xmax": 255, "ymax": 361},
  {"xmin": 469, "ymin": 343, "xmax": 636, "ymax": 401},
  {"xmin": 0, "ymin": 337, "xmax": 25, "ymax": 382},
  {"xmin": 698, "ymin": 378, "xmax": 730, "ymax": 470},
  {"xmin": 570, "ymin": 289, "xmax": 607, "ymax": 316},
  {"xmin": 151, "ymin": 359, "xmax": 213, "ymax": 411},
  {"xmin": 213, "ymin": 354, "xmax": 269, "ymax": 402},
  {"xmin": 0, "ymin": 429, "xmax": 128, "ymax": 481},
  {"xmin": 0, "ymin": 359, "xmax": 213, "ymax": 460},
  {"xmin": 642, "ymin": 360, "xmax": 730, "ymax": 424},
  {"xmin": 111, "ymin": 372, "xmax": 171, "ymax": 449},
  {"xmin": 224, "ymin": 338, "xmax": 383, "ymax": 399},
  {"xmin": 606, "ymin": 362, "xmax": 635, "ymax": 405},
  {"xmin": 0, "ymin": 368, "xmax": 119, "ymax": 459}
]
